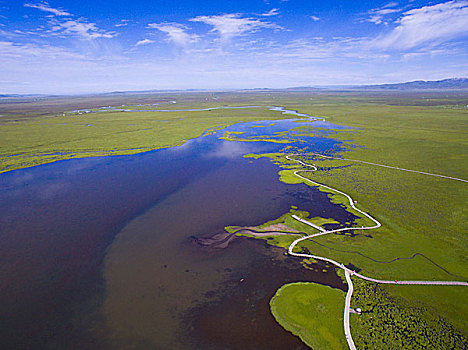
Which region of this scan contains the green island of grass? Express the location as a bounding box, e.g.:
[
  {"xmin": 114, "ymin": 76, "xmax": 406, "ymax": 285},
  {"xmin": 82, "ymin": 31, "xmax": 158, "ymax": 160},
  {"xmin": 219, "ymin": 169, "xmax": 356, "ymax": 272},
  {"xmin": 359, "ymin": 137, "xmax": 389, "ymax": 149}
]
[
  {"xmin": 219, "ymin": 130, "xmax": 291, "ymax": 143},
  {"xmin": 270, "ymin": 282, "xmax": 347, "ymax": 350}
]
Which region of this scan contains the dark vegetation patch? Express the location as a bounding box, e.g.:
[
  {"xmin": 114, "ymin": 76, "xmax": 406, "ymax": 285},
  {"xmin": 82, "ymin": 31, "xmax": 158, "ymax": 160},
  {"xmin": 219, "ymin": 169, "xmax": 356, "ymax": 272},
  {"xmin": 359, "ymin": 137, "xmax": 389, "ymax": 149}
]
[{"xmin": 352, "ymin": 278, "xmax": 468, "ymax": 349}]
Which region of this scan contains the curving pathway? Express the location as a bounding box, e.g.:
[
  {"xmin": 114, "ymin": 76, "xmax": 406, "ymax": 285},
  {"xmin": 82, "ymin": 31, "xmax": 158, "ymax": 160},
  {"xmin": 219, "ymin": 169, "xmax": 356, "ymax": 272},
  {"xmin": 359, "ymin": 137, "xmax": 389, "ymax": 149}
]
[
  {"xmin": 284, "ymin": 154, "xmax": 468, "ymax": 350},
  {"xmin": 344, "ymin": 270, "xmax": 357, "ymax": 350}
]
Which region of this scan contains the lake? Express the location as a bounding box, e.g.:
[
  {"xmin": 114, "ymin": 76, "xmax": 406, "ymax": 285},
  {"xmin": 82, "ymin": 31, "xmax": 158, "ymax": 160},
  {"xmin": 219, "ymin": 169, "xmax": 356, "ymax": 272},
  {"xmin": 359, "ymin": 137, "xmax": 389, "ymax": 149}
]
[{"xmin": 0, "ymin": 115, "xmax": 354, "ymax": 349}]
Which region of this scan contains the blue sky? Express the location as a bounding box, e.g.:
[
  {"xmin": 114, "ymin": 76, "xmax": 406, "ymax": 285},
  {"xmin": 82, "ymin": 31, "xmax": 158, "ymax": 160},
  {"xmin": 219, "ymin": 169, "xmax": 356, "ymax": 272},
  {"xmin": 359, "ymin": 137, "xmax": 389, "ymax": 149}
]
[{"xmin": 1, "ymin": 0, "xmax": 467, "ymax": 94}]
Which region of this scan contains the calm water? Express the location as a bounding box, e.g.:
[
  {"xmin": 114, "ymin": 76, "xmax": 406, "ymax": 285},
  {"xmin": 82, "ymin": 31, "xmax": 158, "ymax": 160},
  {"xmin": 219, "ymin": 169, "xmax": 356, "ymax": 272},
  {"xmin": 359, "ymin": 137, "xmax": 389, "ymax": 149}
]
[{"xmin": 0, "ymin": 116, "xmax": 354, "ymax": 349}]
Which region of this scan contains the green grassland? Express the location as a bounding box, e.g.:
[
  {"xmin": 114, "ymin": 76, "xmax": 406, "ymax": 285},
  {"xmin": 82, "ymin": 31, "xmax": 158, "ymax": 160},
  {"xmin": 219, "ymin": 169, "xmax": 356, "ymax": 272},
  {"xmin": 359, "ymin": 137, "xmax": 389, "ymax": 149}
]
[
  {"xmin": 270, "ymin": 282, "xmax": 347, "ymax": 350},
  {"xmin": 3, "ymin": 92, "xmax": 313, "ymax": 173},
  {"xmin": 237, "ymin": 208, "xmax": 468, "ymax": 348},
  {"xmin": 0, "ymin": 92, "xmax": 267, "ymax": 120},
  {"xmin": 350, "ymin": 277, "xmax": 467, "ymax": 349},
  {"xmin": 0, "ymin": 106, "xmax": 287, "ymax": 173},
  {"xmin": 229, "ymin": 93, "xmax": 467, "ymax": 347},
  {"xmin": 282, "ymin": 98, "xmax": 467, "ymax": 179},
  {"xmin": 219, "ymin": 130, "xmax": 291, "ymax": 143},
  {"xmin": 281, "ymin": 99, "xmax": 468, "ymax": 338},
  {"xmin": 232, "ymin": 209, "xmax": 341, "ymax": 250}
]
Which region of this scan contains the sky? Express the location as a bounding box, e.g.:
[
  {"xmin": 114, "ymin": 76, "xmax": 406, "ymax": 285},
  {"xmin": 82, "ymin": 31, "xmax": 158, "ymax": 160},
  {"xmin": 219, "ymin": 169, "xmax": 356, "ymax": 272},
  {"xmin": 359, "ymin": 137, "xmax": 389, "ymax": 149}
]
[{"xmin": 1, "ymin": 0, "xmax": 468, "ymax": 94}]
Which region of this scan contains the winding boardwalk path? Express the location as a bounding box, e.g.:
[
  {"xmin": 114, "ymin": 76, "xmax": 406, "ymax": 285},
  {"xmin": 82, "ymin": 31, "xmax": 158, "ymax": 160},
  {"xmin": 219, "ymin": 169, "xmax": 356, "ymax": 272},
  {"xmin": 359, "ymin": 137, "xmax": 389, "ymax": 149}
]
[
  {"xmin": 284, "ymin": 154, "xmax": 468, "ymax": 350},
  {"xmin": 344, "ymin": 271, "xmax": 357, "ymax": 350}
]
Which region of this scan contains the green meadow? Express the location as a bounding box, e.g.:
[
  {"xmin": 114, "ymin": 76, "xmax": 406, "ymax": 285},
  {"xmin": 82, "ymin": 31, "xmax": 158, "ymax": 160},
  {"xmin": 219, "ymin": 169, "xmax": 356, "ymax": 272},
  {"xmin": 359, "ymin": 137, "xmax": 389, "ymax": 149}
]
[
  {"xmin": 0, "ymin": 103, "xmax": 284, "ymax": 173},
  {"xmin": 287, "ymin": 97, "xmax": 468, "ymax": 338},
  {"xmin": 270, "ymin": 282, "xmax": 347, "ymax": 350},
  {"xmin": 350, "ymin": 277, "xmax": 467, "ymax": 349},
  {"xmin": 230, "ymin": 93, "xmax": 468, "ymax": 347}
]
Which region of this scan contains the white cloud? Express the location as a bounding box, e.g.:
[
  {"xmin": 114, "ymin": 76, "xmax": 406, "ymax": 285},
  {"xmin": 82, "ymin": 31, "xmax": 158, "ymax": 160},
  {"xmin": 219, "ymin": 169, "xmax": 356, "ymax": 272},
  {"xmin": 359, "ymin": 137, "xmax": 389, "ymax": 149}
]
[
  {"xmin": 368, "ymin": 16, "xmax": 383, "ymax": 25},
  {"xmin": 0, "ymin": 40, "xmax": 84, "ymax": 60},
  {"xmin": 382, "ymin": 2, "xmax": 399, "ymax": 9},
  {"xmin": 190, "ymin": 13, "xmax": 282, "ymax": 42},
  {"xmin": 375, "ymin": 0, "xmax": 468, "ymax": 49},
  {"xmin": 1, "ymin": 35, "xmax": 466, "ymax": 95},
  {"xmin": 23, "ymin": 2, "xmax": 116, "ymax": 40},
  {"xmin": 262, "ymin": 8, "xmax": 280, "ymax": 17},
  {"xmin": 148, "ymin": 22, "xmax": 199, "ymax": 46},
  {"xmin": 115, "ymin": 19, "xmax": 129, "ymax": 27},
  {"xmin": 2, "ymin": 2, "xmax": 467, "ymax": 94},
  {"xmin": 24, "ymin": 2, "xmax": 71, "ymax": 16},
  {"xmin": 310, "ymin": 15, "xmax": 320, "ymax": 21},
  {"xmin": 50, "ymin": 18, "xmax": 116, "ymax": 40},
  {"xmin": 365, "ymin": 3, "xmax": 401, "ymax": 24},
  {"xmin": 268, "ymin": 37, "xmax": 389, "ymax": 62},
  {"xmin": 136, "ymin": 38, "xmax": 155, "ymax": 46},
  {"xmin": 205, "ymin": 141, "xmax": 251, "ymax": 159},
  {"xmin": 402, "ymin": 47, "xmax": 453, "ymax": 60}
]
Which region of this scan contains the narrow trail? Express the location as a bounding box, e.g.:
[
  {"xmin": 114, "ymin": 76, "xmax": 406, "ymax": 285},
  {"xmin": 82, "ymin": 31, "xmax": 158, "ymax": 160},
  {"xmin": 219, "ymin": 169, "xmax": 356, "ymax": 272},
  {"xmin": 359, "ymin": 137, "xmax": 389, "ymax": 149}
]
[
  {"xmin": 344, "ymin": 271, "xmax": 357, "ymax": 350},
  {"xmin": 284, "ymin": 154, "xmax": 468, "ymax": 350},
  {"xmin": 310, "ymin": 152, "xmax": 468, "ymax": 183}
]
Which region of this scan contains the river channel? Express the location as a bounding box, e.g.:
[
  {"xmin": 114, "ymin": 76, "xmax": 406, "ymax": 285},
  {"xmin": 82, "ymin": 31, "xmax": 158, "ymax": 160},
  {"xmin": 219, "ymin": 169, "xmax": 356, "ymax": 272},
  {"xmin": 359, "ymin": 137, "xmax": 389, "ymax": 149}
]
[{"xmin": 0, "ymin": 109, "xmax": 355, "ymax": 349}]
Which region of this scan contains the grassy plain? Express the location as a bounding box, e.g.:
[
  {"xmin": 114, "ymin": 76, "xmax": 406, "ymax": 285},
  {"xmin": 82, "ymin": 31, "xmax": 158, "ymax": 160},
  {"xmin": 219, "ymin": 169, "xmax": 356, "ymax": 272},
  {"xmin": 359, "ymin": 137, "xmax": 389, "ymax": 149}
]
[
  {"xmin": 229, "ymin": 92, "xmax": 467, "ymax": 347},
  {"xmin": 281, "ymin": 96, "xmax": 468, "ymax": 339},
  {"xmin": 350, "ymin": 277, "xmax": 467, "ymax": 349},
  {"xmin": 270, "ymin": 282, "xmax": 347, "ymax": 350},
  {"xmin": 0, "ymin": 95, "xmax": 289, "ymax": 173}
]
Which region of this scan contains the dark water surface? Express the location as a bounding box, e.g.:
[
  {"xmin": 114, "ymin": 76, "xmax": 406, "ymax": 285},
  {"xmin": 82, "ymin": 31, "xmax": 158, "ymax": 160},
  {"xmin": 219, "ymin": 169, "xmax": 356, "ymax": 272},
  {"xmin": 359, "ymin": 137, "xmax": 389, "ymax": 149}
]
[{"xmin": 0, "ymin": 117, "xmax": 352, "ymax": 349}]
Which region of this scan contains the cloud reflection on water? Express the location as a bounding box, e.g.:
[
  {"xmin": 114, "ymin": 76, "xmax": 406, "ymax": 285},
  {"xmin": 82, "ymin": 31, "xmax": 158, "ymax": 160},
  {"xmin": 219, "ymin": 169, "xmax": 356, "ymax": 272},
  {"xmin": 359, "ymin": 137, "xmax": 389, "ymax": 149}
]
[{"xmin": 204, "ymin": 141, "xmax": 252, "ymax": 159}]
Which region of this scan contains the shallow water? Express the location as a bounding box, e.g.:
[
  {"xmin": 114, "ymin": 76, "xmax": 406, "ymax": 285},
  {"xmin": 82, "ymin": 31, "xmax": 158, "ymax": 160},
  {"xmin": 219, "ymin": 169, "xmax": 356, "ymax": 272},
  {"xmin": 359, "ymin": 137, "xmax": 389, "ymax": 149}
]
[{"xmin": 0, "ymin": 114, "xmax": 354, "ymax": 349}]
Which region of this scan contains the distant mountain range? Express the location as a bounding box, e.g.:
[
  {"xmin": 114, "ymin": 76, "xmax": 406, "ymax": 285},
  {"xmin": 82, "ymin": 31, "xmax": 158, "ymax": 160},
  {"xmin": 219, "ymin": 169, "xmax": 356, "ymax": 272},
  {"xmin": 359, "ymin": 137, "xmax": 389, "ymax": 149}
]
[
  {"xmin": 252, "ymin": 78, "xmax": 468, "ymax": 92},
  {"xmin": 2, "ymin": 78, "xmax": 468, "ymax": 97},
  {"xmin": 282, "ymin": 78, "xmax": 468, "ymax": 91},
  {"xmin": 358, "ymin": 78, "xmax": 468, "ymax": 90}
]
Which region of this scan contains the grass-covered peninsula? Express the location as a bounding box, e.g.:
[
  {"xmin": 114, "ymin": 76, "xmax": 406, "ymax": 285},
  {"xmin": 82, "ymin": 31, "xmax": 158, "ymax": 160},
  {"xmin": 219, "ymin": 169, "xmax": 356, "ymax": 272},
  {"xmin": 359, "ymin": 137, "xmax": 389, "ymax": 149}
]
[{"xmin": 270, "ymin": 282, "xmax": 347, "ymax": 349}]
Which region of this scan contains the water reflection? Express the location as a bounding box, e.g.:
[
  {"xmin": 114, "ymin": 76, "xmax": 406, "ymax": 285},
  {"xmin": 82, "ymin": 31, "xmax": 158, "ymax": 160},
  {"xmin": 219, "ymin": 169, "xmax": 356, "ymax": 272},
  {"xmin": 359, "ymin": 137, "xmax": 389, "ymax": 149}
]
[{"xmin": 204, "ymin": 141, "xmax": 252, "ymax": 159}]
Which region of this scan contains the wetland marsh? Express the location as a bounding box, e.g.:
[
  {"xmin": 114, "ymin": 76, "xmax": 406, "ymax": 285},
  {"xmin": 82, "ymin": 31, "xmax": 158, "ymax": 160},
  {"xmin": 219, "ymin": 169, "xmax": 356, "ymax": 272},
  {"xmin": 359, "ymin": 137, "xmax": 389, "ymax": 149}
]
[{"xmin": 0, "ymin": 91, "xmax": 467, "ymax": 349}]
